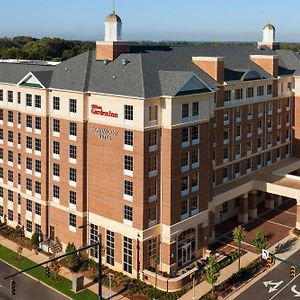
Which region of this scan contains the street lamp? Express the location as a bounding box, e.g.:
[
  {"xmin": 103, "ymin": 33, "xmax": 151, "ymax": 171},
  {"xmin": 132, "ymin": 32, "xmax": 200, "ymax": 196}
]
[{"xmin": 78, "ymin": 224, "xmax": 103, "ymax": 300}]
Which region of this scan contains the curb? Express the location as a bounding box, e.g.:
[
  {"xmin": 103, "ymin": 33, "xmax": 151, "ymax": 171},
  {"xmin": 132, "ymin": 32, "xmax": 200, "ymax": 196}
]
[{"xmin": 0, "ymin": 258, "xmax": 73, "ymax": 300}]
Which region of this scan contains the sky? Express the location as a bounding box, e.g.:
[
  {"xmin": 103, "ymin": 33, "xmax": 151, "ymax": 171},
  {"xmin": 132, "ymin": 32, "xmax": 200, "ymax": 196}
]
[{"xmin": 1, "ymin": 0, "xmax": 300, "ymax": 42}]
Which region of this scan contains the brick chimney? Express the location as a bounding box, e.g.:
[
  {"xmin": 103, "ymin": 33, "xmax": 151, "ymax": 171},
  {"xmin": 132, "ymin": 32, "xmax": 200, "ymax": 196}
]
[
  {"xmin": 192, "ymin": 56, "xmax": 224, "ymax": 84},
  {"xmin": 96, "ymin": 41, "xmax": 130, "ymax": 61},
  {"xmin": 250, "ymin": 55, "xmax": 278, "ymax": 77}
]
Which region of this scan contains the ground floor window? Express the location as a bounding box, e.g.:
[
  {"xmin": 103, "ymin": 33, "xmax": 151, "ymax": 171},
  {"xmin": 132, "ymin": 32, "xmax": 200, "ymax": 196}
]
[
  {"xmin": 106, "ymin": 230, "xmax": 115, "ymax": 266},
  {"xmin": 8, "ymin": 209, "xmax": 13, "ymax": 221},
  {"xmin": 35, "ymin": 224, "xmax": 41, "ymax": 234},
  {"xmin": 26, "ymin": 220, "xmax": 32, "ymax": 233},
  {"xmin": 90, "ymin": 224, "xmax": 99, "ymax": 258},
  {"xmin": 123, "ymin": 236, "xmax": 133, "ymax": 274},
  {"xmin": 148, "ymin": 237, "xmax": 158, "ymax": 271},
  {"xmin": 177, "ymin": 228, "xmax": 196, "ymax": 267}
]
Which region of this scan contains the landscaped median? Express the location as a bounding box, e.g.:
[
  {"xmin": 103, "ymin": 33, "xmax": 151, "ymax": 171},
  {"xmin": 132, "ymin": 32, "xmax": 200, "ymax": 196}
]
[{"xmin": 0, "ymin": 244, "xmax": 98, "ymax": 300}]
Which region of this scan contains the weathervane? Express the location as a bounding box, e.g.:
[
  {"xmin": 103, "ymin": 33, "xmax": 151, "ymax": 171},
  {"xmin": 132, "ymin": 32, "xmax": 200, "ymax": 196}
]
[{"xmin": 113, "ymin": 0, "xmax": 115, "ymax": 13}]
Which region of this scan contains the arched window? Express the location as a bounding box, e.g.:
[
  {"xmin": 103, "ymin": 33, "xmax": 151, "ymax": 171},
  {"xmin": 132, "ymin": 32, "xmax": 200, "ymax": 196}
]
[{"xmin": 241, "ymin": 70, "xmax": 263, "ymax": 81}]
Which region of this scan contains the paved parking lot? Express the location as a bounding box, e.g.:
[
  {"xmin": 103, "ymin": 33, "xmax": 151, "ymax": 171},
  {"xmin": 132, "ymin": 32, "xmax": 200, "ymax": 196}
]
[{"xmin": 215, "ymin": 198, "xmax": 296, "ymax": 253}]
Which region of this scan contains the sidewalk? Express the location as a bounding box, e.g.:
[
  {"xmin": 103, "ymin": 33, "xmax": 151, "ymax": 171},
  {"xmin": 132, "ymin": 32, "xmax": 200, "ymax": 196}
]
[
  {"xmin": 0, "ymin": 236, "xmax": 129, "ymax": 300},
  {"xmin": 178, "ymin": 251, "xmax": 258, "ymax": 300}
]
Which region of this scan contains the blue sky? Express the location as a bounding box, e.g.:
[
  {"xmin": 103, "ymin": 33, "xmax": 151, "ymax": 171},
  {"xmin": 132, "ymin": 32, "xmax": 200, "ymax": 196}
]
[{"xmin": 1, "ymin": 0, "xmax": 300, "ymax": 42}]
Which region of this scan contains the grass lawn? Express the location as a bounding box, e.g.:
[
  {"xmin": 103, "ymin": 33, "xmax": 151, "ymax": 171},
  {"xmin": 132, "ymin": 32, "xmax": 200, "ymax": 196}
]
[{"xmin": 0, "ymin": 244, "xmax": 97, "ymax": 300}]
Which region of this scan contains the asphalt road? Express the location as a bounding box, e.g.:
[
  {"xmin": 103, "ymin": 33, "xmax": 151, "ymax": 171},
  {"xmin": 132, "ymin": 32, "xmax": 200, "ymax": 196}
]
[
  {"xmin": 0, "ymin": 260, "xmax": 68, "ymax": 300},
  {"xmin": 237, "ymin": 250, "xmax": 300, "ymax": 300}
]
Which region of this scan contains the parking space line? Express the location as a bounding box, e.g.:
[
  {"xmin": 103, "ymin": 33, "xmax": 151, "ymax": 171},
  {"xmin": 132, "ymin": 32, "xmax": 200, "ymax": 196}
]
[{"xmin": 268, "ymin": 272, "xmax": 300, "ymax": 300}]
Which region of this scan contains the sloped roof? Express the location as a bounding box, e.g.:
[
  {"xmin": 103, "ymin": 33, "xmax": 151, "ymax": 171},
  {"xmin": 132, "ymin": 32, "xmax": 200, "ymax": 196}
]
[{"xmin": 0, "ymin": 44, "xmax": 298, "ymax": 98}]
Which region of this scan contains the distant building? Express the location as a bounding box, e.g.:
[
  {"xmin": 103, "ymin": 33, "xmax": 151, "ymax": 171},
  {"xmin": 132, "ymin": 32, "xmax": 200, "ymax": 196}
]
[{"xmin": 0, "ymin": 11, "xmax": 300, "ymax": 290}]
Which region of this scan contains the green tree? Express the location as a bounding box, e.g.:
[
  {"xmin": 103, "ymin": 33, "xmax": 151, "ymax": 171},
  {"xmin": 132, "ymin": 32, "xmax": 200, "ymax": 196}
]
[
  {"xmin": 203, "ymin": 256, "xmax": 219, "ymax": 296},
  {"xmin": 252, "ymin": 228, "xmax": 268, "ymax": 256},
  {"xmin": 31, "ymin": 231, "xmax": 40, "ymax": 249},
  {"xmin": 233, "ymin": 225, "xmax": 247, "ymax": 272},
  {"xmin": 65, "ymin": 242, "xmax": 80, "ymax": 271}
]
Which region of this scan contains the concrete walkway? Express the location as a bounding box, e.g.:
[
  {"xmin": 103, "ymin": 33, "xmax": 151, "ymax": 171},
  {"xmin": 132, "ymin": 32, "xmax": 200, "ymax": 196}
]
[
  {"xmin": 0, "ymin": 236, "xmax": 129, "ymax": 300},
  {"xmin": 178, "ymin": 252, "xmax": 258, "ymax": 300}
]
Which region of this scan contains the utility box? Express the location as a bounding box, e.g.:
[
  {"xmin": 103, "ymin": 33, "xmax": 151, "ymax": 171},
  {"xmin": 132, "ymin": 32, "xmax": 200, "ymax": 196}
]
[{"xmin": 72, "ymin": 275, "xmax": 84, "ymax": 293}]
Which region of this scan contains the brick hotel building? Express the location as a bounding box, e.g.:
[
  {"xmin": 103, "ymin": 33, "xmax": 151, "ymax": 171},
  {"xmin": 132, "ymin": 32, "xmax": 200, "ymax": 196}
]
[{"xmin": 1, "ymin": 11, "xmax": 300, "ymax": 290}]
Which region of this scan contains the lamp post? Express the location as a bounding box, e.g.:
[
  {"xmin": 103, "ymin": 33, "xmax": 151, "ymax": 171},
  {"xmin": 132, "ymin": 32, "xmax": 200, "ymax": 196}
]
[
  {"xmin": 78, "ymin": 224, "xmax": 102, "ymax": 300},
  {"xmin": 137, "ymin": 233, "xmax": 140, "ymax": 281}
]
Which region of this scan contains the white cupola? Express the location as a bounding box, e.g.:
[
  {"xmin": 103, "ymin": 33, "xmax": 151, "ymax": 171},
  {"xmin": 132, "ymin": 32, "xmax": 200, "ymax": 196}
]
[
  {"xmin": 262, "ymin": 23, "xmax": 275, "ymax": 43},
  {"xmin": 104, "ymin": 11, "xmax": 122, "ymax": 42}
]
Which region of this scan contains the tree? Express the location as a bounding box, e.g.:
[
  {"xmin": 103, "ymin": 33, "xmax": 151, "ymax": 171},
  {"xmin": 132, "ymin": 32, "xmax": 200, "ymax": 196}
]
[
  {"xmin": 233, "ymin": 225, "xmax": 247, "ymax": 272},
  {"xmin": 65, "ymin": 242, "xmax": 80, "ymax": 271},
  {"xmin": 31, "ymin": 231, "xmax": 40, "ymax": 250},
  {"xmin": 203, "ymin": 256, "xmax": 219, "ymax": 296},
  {"xmin": 252, "ymin": 228, "xmax": 268, "ymax": 256}
]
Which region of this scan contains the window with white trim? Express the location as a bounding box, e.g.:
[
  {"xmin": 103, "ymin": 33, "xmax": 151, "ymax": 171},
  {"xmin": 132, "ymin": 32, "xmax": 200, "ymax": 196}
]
[
  {"xmin": 53, "ymin": 185, "xmax": 60, "ymax": 199},
  {"xmin": 123, "ymin": 237, "xmax": 133, "ymax": 274},
  {"xmin": 26, "ymin": 136, "xmax": 32, "ymax": 149},
  {"xmin": 124, "ymin": 130, "xmax": 133, "ymax": 146},
  {"xmin": 124, "ymin": 155, "xmax": 133, "ymax": 171},
  {"xmin": 8, "ymin": 150, "xmax": 13, "ymax": 163},
  {"xmin": 8, "ymin": 209, "xmax": 13, "ymax": 221},
  {"xmin": 53, "ymin": 141, "xmax": 60, "ymax": 155},
  {"xmin": 69, "ymin": 145, "xmax": 77, "ymax": 160},
  {"xmin": 69, "ymin": 122, "xmax": 77, "ymax": 137},
  {"xmin": 257, "ymin": 85, "xmax": 264, "ymax": 97},
  {"xmin": 90, "ymin": 224, "xmax": 99, "ymax": 258},
  {"xmin": 26, "ymin": 178, "xmax": 32, "ymax": 191},
  {"xmin": 26, "ymin": 157, "xmax": 32, "ymax": 170},
  {"xmin": 26, "ymin": 199, "xmax": 32, "ymax": 212},
  {"xmin": 106, "ymin": 230, "xmax": 115, "ymax": 266},
  {"xmin": 53, "ymin": 97, "xmax": 60, "ymax": 110},
  {"xmin": 53, "ymin": 119, "xmax": 60, "ymax": 133},
  {"xmin": 8, "ymin": 170, "xmax": 14, "ymax": 183},
  {"xmin": 8, "ymin": 131, "xmax": 13, "ymax": 143},
  {"xmin": 149, "ymin": 106, "xmax": 158, "ymax": 121},
  {"xmin": 26, "ymin": 220, "xmax": 32, "ymax": 232},
  {"xmin": 192, "ymin": 102, "xmax": 199, "ymax": 116},
  {"xmin": 8, "ymin": 111, "xmax": 13, "ymax": 123},
  {"xmin": 35, "ymin": 117, "xmax": 41, "ymax": 130},
  {"xmin": 124, "ymin": 180, "xmax": 133, "ymax": 196},
  {"xmin": 35, "ymin": 139, "xmax": 41, "ymax": 152},
  {"xmin": 69, "ymin": 99, "xmax": 77, "ymax": 113},
  {"xmin": 8, "ymin": 190, "xmax": 13, "ymax": 202},
  {"xmin": 69, "ymin": 168, "xmax": 76, "ymax": 182},
  {"xmin": 35, "ymin": 181, "xmax": 41, "ymax": 195},
  {"xmin": 35, "ymin": 95, "xmax": 41, "ymax": 108},
  {"xmin": 124, "ymin": 205, "xmax": 133, "ymax": 222},
  {"xmin": 53, "ymin": 163, "xmax": 60, "ymax": 177},
  {"xmin": 8, "ymin": 91, "xmax": 13, "ymax": 103},
  {"xmin": 69, "ymin": 213, "xmax": 76, "ymax": 228},
  {"xmin": 124, "ymin": 105, "xmax": 133, "ymax": 121},
  {"xmin": 246, "ymin": 87, "xmax": 254, "ymax": 98},
  {"xmin": 182, "ymin": 103, "xmax": 189, "ymax": 118},
  {"xmin": 69, "ymin": 191, "xmax": 76, "ymax": 205},
  {"xmin": 26, "ymin": 94, "xmax": 32, "ymax": 107}
]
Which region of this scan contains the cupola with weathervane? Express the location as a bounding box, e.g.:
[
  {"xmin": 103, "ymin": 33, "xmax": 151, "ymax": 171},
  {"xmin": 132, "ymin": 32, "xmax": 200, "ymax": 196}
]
[
  {"xmin": 96, "ymin": 8, "xmax": 130, "ymax": 61},
  {"xmin": 257, "ymin": 23, "xmax": 280, "ymax": 50}
]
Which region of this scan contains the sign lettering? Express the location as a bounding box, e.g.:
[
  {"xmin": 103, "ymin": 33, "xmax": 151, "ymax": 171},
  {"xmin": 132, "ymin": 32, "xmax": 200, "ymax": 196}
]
[
  {"xmin": 91, "ymin": 104, "xmax": 118, "ymax": 118},
  {"xmin": 92, "ymin": 127, "xmax": 118, "ymax": 141}
]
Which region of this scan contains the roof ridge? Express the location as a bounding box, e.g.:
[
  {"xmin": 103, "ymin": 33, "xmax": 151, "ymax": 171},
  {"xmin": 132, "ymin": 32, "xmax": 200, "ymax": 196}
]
[
  {"xmin": 138, "ymin": 53, "xmax": 146, "ymax": 98},
  {"xmin": 83, "ymin": 50, "xmax": 93, "ymax": 92}
]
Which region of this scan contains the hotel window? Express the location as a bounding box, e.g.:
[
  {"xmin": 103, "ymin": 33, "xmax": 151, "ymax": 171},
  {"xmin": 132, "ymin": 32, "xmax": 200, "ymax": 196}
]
[
  {"xmin": 278, "ymin": 115, "xmax": 282, "ymax": 127},
  {"xmin": 7, "ymin": 150, "xmax": 14, "ymax": 162},
  {"xmin": 35, "ymin": 95, "xmax": 41, "ymax": 108},
  {"xmin": 235, "ymin": 107, "xmax": 241, "ymax": 120},
  {"xmin": 8, "ymin": 190, "xmax": 13, "ymax": 202},
  {"xmin": 0, "ymin": 188, "xmax": 2, "ymax": 198},
  {"xmin": 0, "ymin": 90, "xmax": 3, "ymax": 101},
  {"xmin": 224, "ymin": 147, "xmax": 229, "ymax": 160},
  {"xmin": 17, "ymin": 134, "xmax": 21, "ymax": 147},
  {"xmin": 223, "ymin": 202, "xmax": 228, "ymax": 213},
  {"xmin": 149, "ymin": 105, "xmax": 158, "ymax": 121},
  {"xmin": 8, "ymin": 91, "xmax": 13, "ymax": 103},
  {"xmin": 149, "ymin": 130, "xmax": 158, "ymax": 147},
  {"xmin": 0, "ymin": 206, "xmax": 3, "ymax": 217},
  {"xmin": 148, "ymin": 206, "xmax": 157, "ymax": 225},
  {"xmin": 234, "ymin": 88, "xmax": 243, "ymax": 100},
  {"xmin": 190, "ymin": 196, "xmax": 199, "ymax": 215},
  {"xmin": 18, "ymin": 173, "xmax": 21, "ymax": 185},
  {"xmin": 257, "ymin": 85, "xmax": 264, "ymax": 97},
  {"xmin": 181, "ymin": 152, "xmax": 189, "ymax": 169},
  {"xmin": 247, "ymin": 141, "xmax": 252, "ymax": 153},
  {"xmin": 278, "ymin": 99, "xmax": 282, "ymax": 111},
  {"xmin": 0, "ymin": 109, "xmax": 3, "ymax": 121},
  {"xmin": 191, "ymin": 149, "xmax": 199, "ymax": 166},
  {"xmin": 35, "ymin": 117, "xmax": 41, "ymax": 130},
  {"xmin": 26, "ymin": 178, "xmax": 32, "ymax": 191},
  {"xmin": 258, "ymin": 137, "xmax": 263, "ymax": 149},
  {"xmin": 53, "ymin": 96, "xmax": 60, "ymax": 110},
  {"xmin": 288, "ymin": 82, "xmax": 292, "ymax": 91},
  {"xmin": 280, "ymin": 83, "xmax": 284, "ymax": 94},
  {"xmin": 8, "ymin": 170, "xmax": 14, "ymax": 183},
  {"xmin": 257, "ymin": 155, "xmax": 262, "ymax": 166},
  {"xmin": 191, "ymin": 173, "xmax": 199, "ymax": 190},
  {"xmin": 224, "ymin": 128, "xmax": 229, "ymax": 142},
  {"xmin": 35, "ymin": 159, "xmax": 42, "ymax": 173},
  {"xmin": 258, "ymin": 120, "xmax": 263, "ymax": 131},
  {"xmin": 26, "ymin": 115, "xmax": 32, "ymax": 128},
  {"xmin": 8, "ymin": 131, "xmax": 13, "ymax": 143},
  {"xmin": 69, "ymin": 191, "xmax": 76, "ymax": 205},
  {"xmin": 69, "ymin": 213, "xmax": 76, "ymax": 228},
  {"xmin": 181, "ymin": 200, "xmax": 188, "ymax": 219},
  {"xmin": 0, "ymin": 129, "xmax": 3, "ymax": 141},
  {"xmin": 0, "ymin": 149, "xmax": 3, "ymax": 160},
  {"xmin": 277, "ymin": 132, "xmax": 281, "ymax": 143},
  {"xmin": 35, "ymin": 181, "xmax": 41, "ymax": 196},
  {"xmin": 247, "ymin": 105, "xmax": 253, "ymax": 117},
  {"xmin": 287, "ymin": 113, "xmax": 290, "ymax": 124},
  {"xmin": 149, "ymin": 181, "xmax": 157, "ymax": 198},
  {"xmin": 53, "ymin": 141, "xmax": 60, "ymax": 155},
  {"xmin": 18, "ymin": 92, "xmax": 21, "ymax": 104},
  {"xmin": 124, "ymin": 205, "xmax": 133, "ymax": 222},
  {"xmin": 17, "ymin": 213, "xmax": 21, "ymax": 225},
  {"xmin": 182, "ymin": 128, "xmax": 189, "ymax": 144},
  {"xmin": 234, "ymin": 163, "xmax": 240, "ymax": 175},
  {"xmin": 124, "ymin": 105, "xmax": 134, "ymax": 121},
  {"xmin": 246, "ymin": 87, "xmax": 254, "ymax": 98},
  {"xmin": 26, "ymin": 220, "xmax": 32, "ymax": 233},
  {"xmin": 192, "ymin": 102, "xmax": 199, "ymax": 116},
  {"xmin": 247, "ymin": 158, "xmax": 252, "ymax": 170},
  {"xmin": 53, "ymin": 119, "xmax": 60, "ymax": 133},
  {"xmin": 90, "ymin": 224, "xmax": 99, "ymax": 258},
  {"xmin": 267, "ymin": 135, "xmax": 272, "ymax": 148},
  {"xmin": 267, "ymin": 84, "xmax": 273, "ymax": 95},
  {"xmin": 69, "ymin": 99, "xmax": 77, "ymax": 113},
  {"xmin": 53, "ymin": 163, "xmax": 60, "ymax": 177},
  {"xmin": 223, "ymin": 168, "xmax": 228, "ymax": 179},
  {"xmin": 182, "ymin": 103, "xmax": 189, "ymax": 118},
  {"xmin": 124, "ymin": 155, "xmax": 133, "ymax": 171},
  {"xmin": 53, "ymin": 185, "xmax": 60, "ymax": 199},
  {"xmin": 247, "ymin": 123, "xmax": 252, "ymax": 135},
  {"xmin": 8, "ymin": 111, "xmax": 13, "ymax": 123},
  {"xmin": 124, "ymin": 130, "xmax": 133, "ymax": 146},
  {"xmin": 69, "ymin": 168, "xmax": 76, "ymax": 182},
  {"xmin": 8, "ymin": 209, "xmax": 13, "ymax": 222},
  {"xmin": 33, "ymin": 140, "xmax": 40, "ymax": 154},
  {"xmin": 224, "ymin": 90, "xmax": 231, "ymax": 102},
  {"xmin": 123, "ymin": 237, "xmax": 133, "ymax": 274},
  {"xmin": 191, "ymin": 126, "xmax": 199, "ymax": 142},
  {"xmin": 106, "ymin": 230, "xmax": 115, "ymax": 266},
  {"xmin": 26, "ymin": 94, "xmax": 32, "ymax": 107},
  {"xmin": 124, "ymin": 180, "xmax": 133, "ymax": 196},
  {"xmin": 236, "ymin": 125, "xmax": 241, "ymax": 138},
  {"xmin": 35, "ymin": 224, "xmax": 41, "ymax": 234},
  {"xmin": 223, "ymin": 109, "xmax": 229, "ymax": 123},
  {"xmin": 26, "ymin": 157, "xmax": 32, "ymax": 170},
  {"xmin": 0, "ymin": 167, "xmax": 3, "ymax": 179},
  {"xmin": 267, "ymin": 117, "xmax": 272, "ymax": 129},
  {"xmin": 18, "ymin": 153, "xmax": 21, "ymax": 165},
  {"xmin": 69, "ymin": 145, "xmax": 77, "ymax": 159},
  {"xmin": 181, "ymin": 176, "xmax": 189, "ymax": 192},
  {"xmin": 26, "ymin": 136, "xmax": 32, "ymax": 149},
  {"xmin": 258, "ymin": 103, "xmax": 264, "ymax": 115},
  {"xmin": 69, "ymin": 122, "xmax": 77, "ymax": 137},
  {"xmin": 26, "ymin": 199, "xmax": 32, "ymax": 212}
]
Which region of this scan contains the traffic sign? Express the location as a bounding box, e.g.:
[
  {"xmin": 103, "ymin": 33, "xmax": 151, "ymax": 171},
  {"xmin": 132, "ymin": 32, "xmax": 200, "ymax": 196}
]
[{"xmin": 262, "ymin": 249, "xmax": 270, "ymax": 260}]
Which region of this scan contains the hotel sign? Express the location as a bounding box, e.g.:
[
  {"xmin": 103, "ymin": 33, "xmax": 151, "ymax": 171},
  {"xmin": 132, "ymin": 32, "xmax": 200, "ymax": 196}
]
[
  {"xmin": 91, "ymin": 104, "xmax": 118, "ymax": 118},
  {"xmin": 92, "ymin": 127, "xmax": 118, "ymax": 141}
]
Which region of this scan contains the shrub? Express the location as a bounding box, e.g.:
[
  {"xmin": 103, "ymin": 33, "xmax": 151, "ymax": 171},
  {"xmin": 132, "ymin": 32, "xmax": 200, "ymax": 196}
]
[
  {"xmin": 64, "ymin": 242, "xmax": 80, "ymax": 271},
  {"xmin": 31, "ymin": 231, "xmax": 39, "ymax": 248}
]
